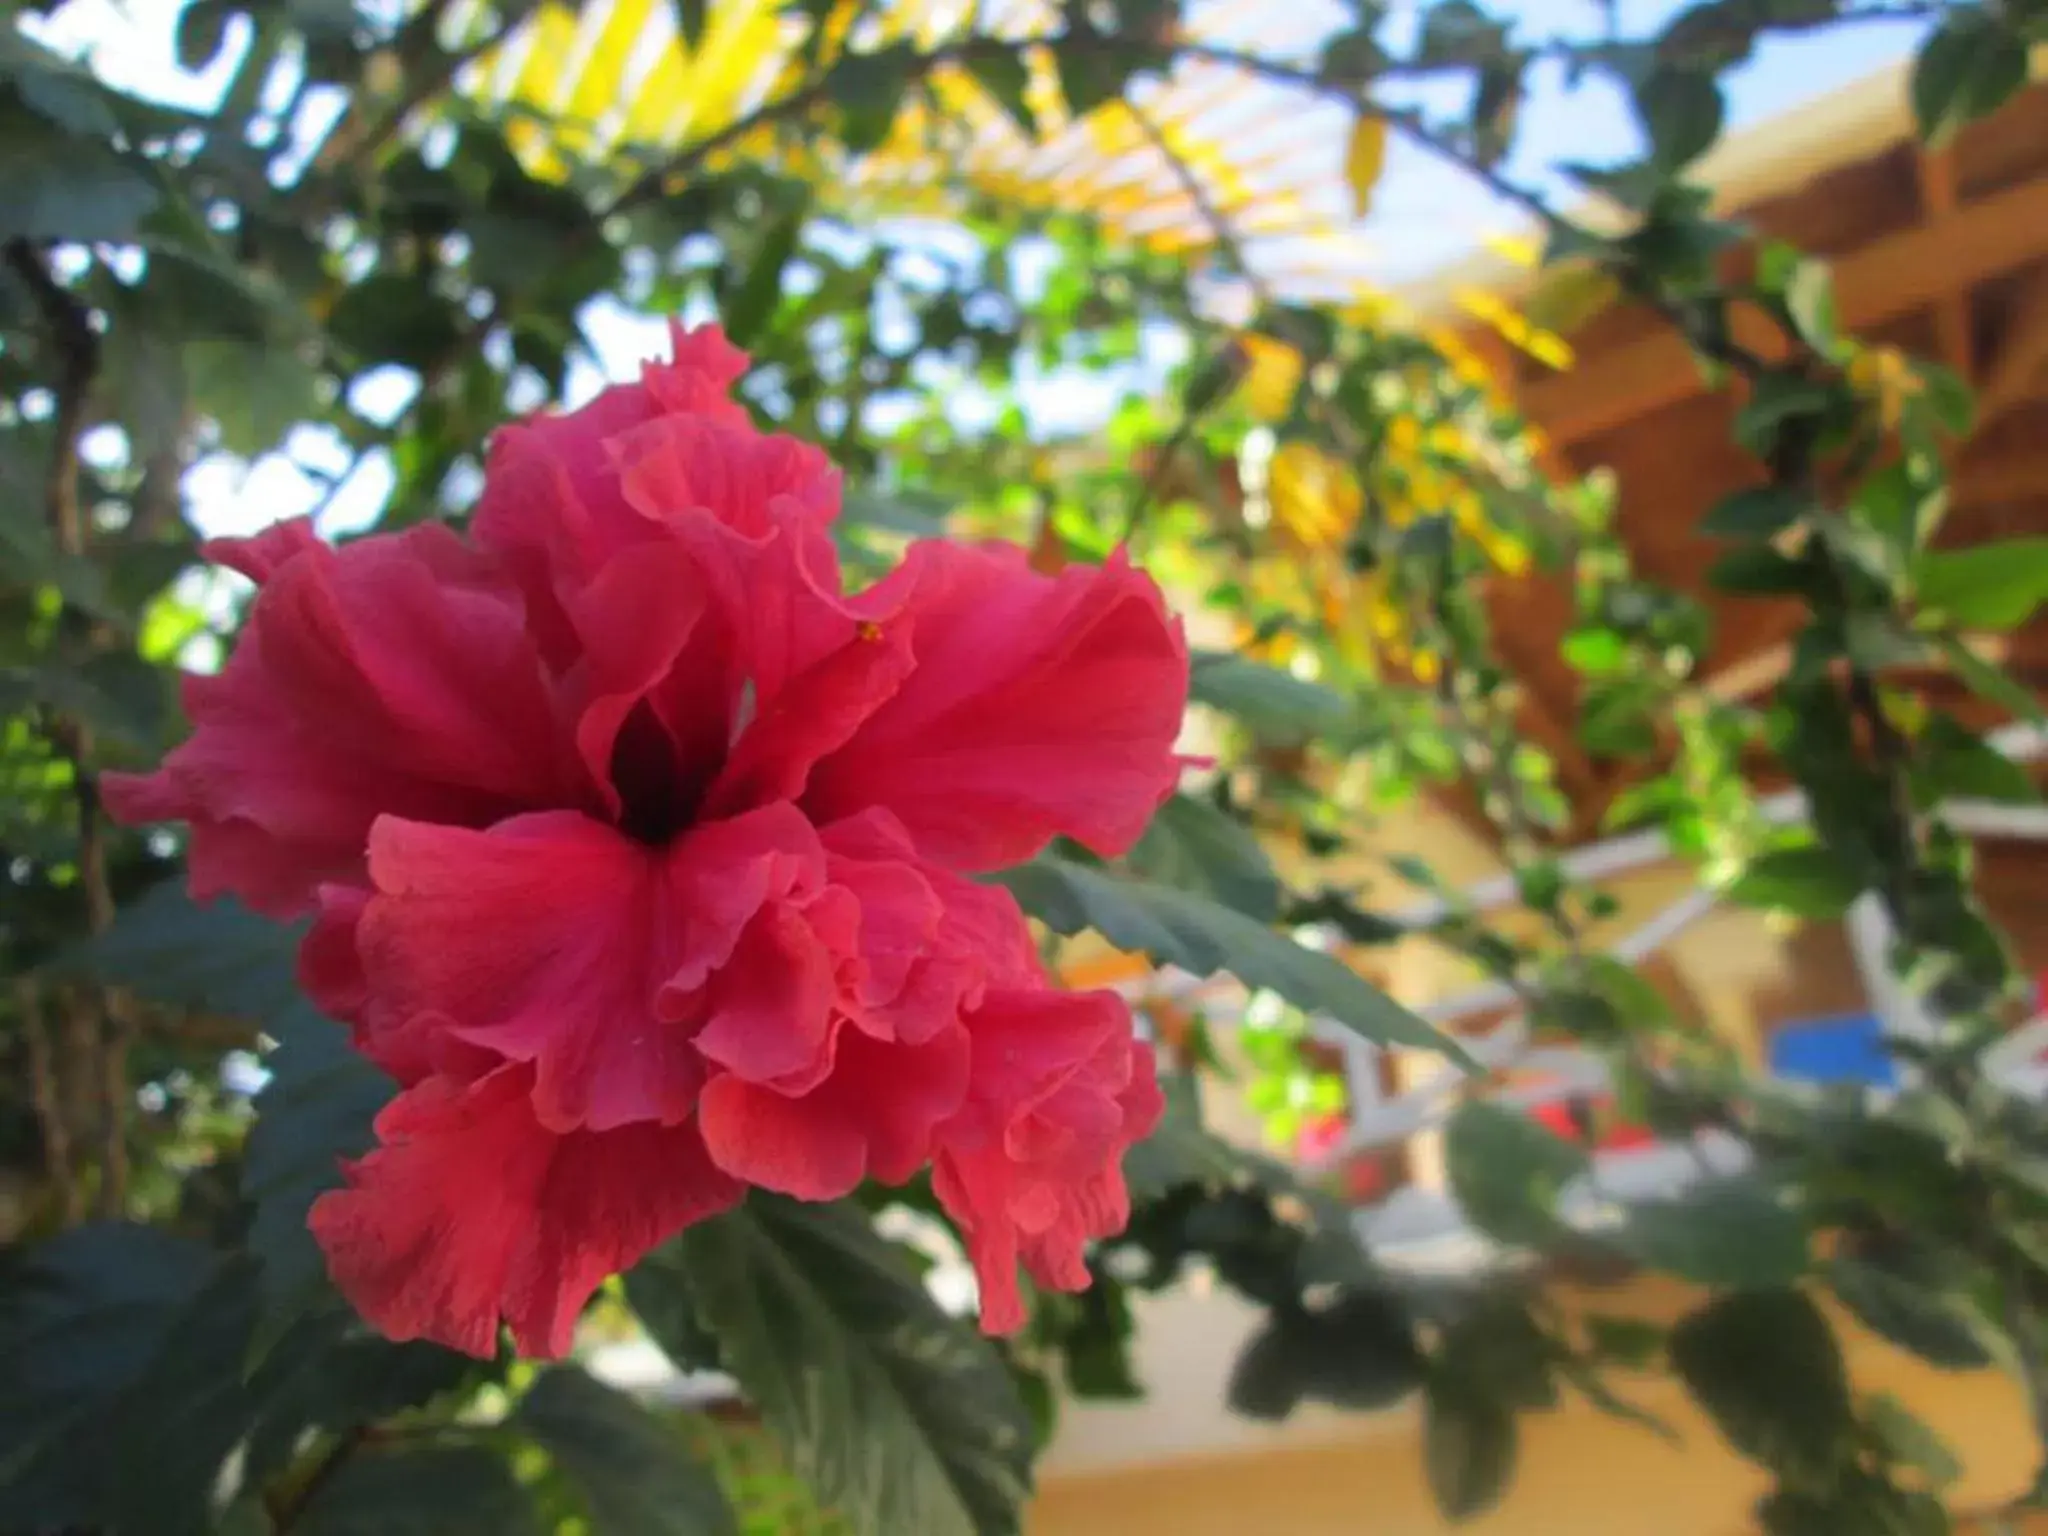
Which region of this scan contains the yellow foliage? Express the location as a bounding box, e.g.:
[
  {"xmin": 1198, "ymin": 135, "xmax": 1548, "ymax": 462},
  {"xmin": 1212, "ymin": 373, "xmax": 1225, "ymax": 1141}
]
[
  {"xmin": 1268, "ymin": 442, "xmax": 1359, "ymax": 553},
  {"xmin": 1237, "ymin": 333, "xmax": 1304, "ymax": 423},
  {"xmin": 1344, "ymin": 116, "xmax": 1387, "ymax": 219}
]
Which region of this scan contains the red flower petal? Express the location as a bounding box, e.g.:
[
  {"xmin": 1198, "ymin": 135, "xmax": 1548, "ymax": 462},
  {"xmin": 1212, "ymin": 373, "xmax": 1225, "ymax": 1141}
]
[
  {"xmin": 805, "ymin": 543, "xmax": 1189, "ymax": 871},
  {"xmin": 934, "ymin": 990, "xmax": 1164, "ymax": 1334},
  {"xmin": 356, "ymin": 812, "xmax": 710, "ymax": 1133},
  {"xmin": 698, "ymin": 1026, "xmax": 970, "ymax": 1200},
  {"xmin": 310, "ymin": 1065, "xmax": 741, "ymax": 1358},
  {"xmin": 103, "ymin": 523, "xmax": 584, "ymax": 917}
]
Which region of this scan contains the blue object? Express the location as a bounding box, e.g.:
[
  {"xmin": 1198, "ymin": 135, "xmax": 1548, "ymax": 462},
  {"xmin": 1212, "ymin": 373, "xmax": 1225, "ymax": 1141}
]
[{"xmin": 1768, "ymin": 1013, "xmax": 1898, "ymax": 1088}]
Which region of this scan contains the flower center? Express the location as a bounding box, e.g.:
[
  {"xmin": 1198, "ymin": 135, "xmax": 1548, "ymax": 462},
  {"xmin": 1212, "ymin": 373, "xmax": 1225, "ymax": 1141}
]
[{"xmin": 609, "ymin": 699, "xmax": 703, "ymax": 846}]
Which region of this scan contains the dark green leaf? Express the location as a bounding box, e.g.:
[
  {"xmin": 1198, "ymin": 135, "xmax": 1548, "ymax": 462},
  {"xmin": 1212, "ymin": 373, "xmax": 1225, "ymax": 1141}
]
[
  {"xmin": 1442, "ymin": 1101, "xmax": 1586, "ymax": 1248},
  {"xmin": 1436, "ymin": 1300, "xmax": 1556, "ymax": 1412},
  {"xmin": 968, "ymin": 49, "xmax": 1036, "ymax": 136},
  {"xmin": 1912, "ymin": 10, "xmax": 2029, "ymax": 145},
  {"xmin": 829, "ymin": 45, "xmax": 918, "ymax": 155},
  {"xmin": 296, "ymin": 1444, "xmax": 541, "ymax": 1536},
  {"xmin": 1126, "ymin": 794, "xmax": 1281, "ymax": 921},
  {"xmin": 243, "ymin": 1018, "xmax": 394, "ymax": 1349},
  {"xmin": 517, "ymin": 1367, "xmax": 736, "ymax": 1535},
  {"xmin": 997, "ymin": 856, "xmax": 1463, "ymax": 1059},
  {"xmin": 1938, "ymin": 634, "xmax": 2045, "ymax": 725},
  {"xmin": 1186, "ymin": 650, "xmax": 1349, "ymax": 743},
  {"xmin": 1826, "ymin": 1255, "xmax": 1993, "ymax": 1370},
  {"xmin": 1863, "ymin": 1392, "xmax": 1962, "ymax": 1488},
  {"xmin": 1613, "ymin": 1178, "xmax": 1809, "ymax": 1287},
  {"xmin": 1912, "ymin": 537, "xmax": 2048, "ymax": 631},
  {"xmin": 1669, "ymin": 1289, "xmax": 1853, "ymax": 1479},
  {"xmin": 0, "ymin": 1224, "xmax": 215, "ymax": 1530},
  {"xmin": 326, "ymin": 274, "xmax": 465, "ymax": 373},
  {"xmin": 1701, "ymin": 485, "xmax": 1806, "ymax": 540},
  {"xmin": 1725, "ymin": 844, "xmax": 1862, "ymax": 918},
  {"xmin": 48, "ymin": 880, "xmax": 314, "ymax": 1024},
  {"xmin": 1733, "ymin": 375, "xmax": 1836, "ymax": 458},
  {"xmin": 174, "ymin": 0, "xmax": 236, "ymax": 69},
  {"xmin": 1423, "ymin": 1378, "xmax": 1516, "ymax": 1522},
  {"xmin": 653, "ymin": 1195, "xmax": 1034, "ymax": 1536},
  {"xmin": 1709, "ymin": 542, "xmax": 1810, "ymax": 597},
  {"xmin": 1050, "ymin": 37, "xmax": 1140, "ymax": 117},
  {"xmin": 0, "ymin": 138, "xmax": 158, "ymax": 243},
  {"xmin": 1637, "ymin": 67, "xmax": 1723, "ymax": 169},
  {"xmin": 670, "ymin": 0, "xmax": 709, "ymax": 50}
]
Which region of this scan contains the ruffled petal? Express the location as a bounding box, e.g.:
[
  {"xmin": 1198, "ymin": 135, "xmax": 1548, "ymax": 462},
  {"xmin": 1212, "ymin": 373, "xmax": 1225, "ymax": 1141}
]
[
  {"xmin": 355, "ymin": 812, "xmax": 705, "ymax": 1133},
  {"xmin": 804, "ymin": 543, "xmax": 1189, "ymax": 871},
  {"xmin": 309, "ymin": 1066, "xmax": 742, "ymax": 1358},
  {"xmin": 103, "ymin": 523, "xmax": 584, "ymax": 917},
  {"xmin": 933, "ymin": 989, "xmax": 1162, "ymax": 1335},
  {"xmin": 697, "ymin": 1026, "xmax": 970, "ymax": 1200}
]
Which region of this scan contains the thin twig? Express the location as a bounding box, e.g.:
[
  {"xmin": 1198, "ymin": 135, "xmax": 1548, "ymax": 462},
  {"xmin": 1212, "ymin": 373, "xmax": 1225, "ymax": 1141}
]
[
  {"xmin": 6, "ymin": 239, "xmax": 128, "ymax": 1216},
  {"xmin": 16, "ymin": 978, "xmax": 79, "ymax": 1227}
]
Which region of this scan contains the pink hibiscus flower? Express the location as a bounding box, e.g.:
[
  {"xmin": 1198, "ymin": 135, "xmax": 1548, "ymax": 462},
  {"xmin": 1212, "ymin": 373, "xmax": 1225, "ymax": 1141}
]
[{"xmin": 106, "ymin": 323, "xmax": 1185, "ymax": 1357}]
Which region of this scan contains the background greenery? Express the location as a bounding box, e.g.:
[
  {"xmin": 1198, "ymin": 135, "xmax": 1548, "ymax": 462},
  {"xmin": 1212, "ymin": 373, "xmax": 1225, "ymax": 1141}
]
[{"xmin": 3, "ymin": 1, "xmax": 2048, "ymax": 1533}]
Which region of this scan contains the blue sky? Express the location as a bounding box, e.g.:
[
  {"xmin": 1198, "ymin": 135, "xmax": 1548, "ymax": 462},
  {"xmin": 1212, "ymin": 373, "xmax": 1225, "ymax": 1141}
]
[{"xmin": 34, "ymin": 0, "xmax": 1929, "ymax": 540}]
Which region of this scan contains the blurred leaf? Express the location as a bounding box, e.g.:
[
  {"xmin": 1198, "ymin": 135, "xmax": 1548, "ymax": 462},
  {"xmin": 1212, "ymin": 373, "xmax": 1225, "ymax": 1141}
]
[
  {"xmin": 1612, "ymin": 1178, "xmax": 1809, "ymax": 1287},
  {"xmin": 1701, "ymin": 485, "xmax": 1805, "ymax": 540},
  {"xmin": 1937, "ymin": 634, "xmax": 2046, "ymax": 725},
  {"xmin": 1126, "ymin": 794, "xmax": 1281, "ymax": 922},
  {"xmin": 1826, "ymin": 1254, "xmax": 1994, "ymax": 1370},
  {"xmin": 516, "ymin": 1367, "xmax": 736, "ymax": 1535},
  {"xmin": 670, "ymin": 0, "xmax": 709, "ymax": 51},
  {"xmin": 656, "ymin": 1195, "xmax": 1034, "ymax": 1536},
  {"xmin": 1344, "ymin": 117, "xmax": 1387, "ymax": 217},
  {"xmin": 1912, "ymin": 9, "xmax": 2029, "ymax": 145},
  {"xmin": 1423, "ymin": 1377, "xmax": 1516, "ymax": 1523},
  {"xmin": 0, "ymin": 1224, "xmax": 216, "ymax": 1530},
  {"xmin": 1912, "ymin": 537, "xmax": 2048, "ymax": 630},
  {"xmin": 1670, "ymin": 1289, "xmax": 1853, "ymax": 1480},
  {"xmin": 1636, "ymin": 67, "xmax": 1723, "ymax": 168},
  {"xmin": 1864, "ymin": 1392, "xmax": 1962, "ymax": 1488},
  {"xmin": 1725, "ymin": 844, "xmax": 1862, "ymax": 918},
  {"xmin": 1186, "ymin": 650, "xmax": 1349, "ymax": 743},
  {"xmin": 968, "ymin": 49, "xmax": 1036, "ymax": 137},
  {"xmin": 0, "ymin": 133, "xmax": 158, "ymax": 243},
  {"xmin": 829, "ymin": 45, "xmax": 918, "ymax": 156},
  {"xmin": 998, "ymin": 856, "xmax": 1463, "ymax": 1058},
  {"xmin": 297, "ymin": 1444, "xmax": 541, "ymax": 1536},
  {"xmin": 722, "ymin": 205, "xmax": 804, "ymax": 348},
  {"xmin": 1442, "ymin": 1102, "xmax": 1586, "ymax": 1248}
]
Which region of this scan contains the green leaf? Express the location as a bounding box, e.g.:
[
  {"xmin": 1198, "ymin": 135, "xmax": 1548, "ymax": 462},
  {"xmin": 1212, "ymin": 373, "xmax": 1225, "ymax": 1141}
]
[
  {"xmin": 1912, "ymin": 537, "xmax": 2048, "ymax": 630},
  {"xmin": 1701, "ymin": 485, "xmax": 1806, "ymax": 540},
  {"xmin": 516, "ymin": 1367, "xmax": 736, "ymax": 1535},
  {"xmin": 996, "ymin": 856, "xmax": 1461, "ymax": 1059},
  {"xmin": 1733, "ymin": 376, "xmax": 1836, "ymax": 458},
  {"xmin": 1186, "ymin": 650, "xmax": 1349, "ymax": 743},
  {"xmin": 1911, "ymin": 10, "xmax": 2029, "ymax": 146},
  {"xmin": 1559, "ymin": 627, "xmax": 1629, "ymax": 676},
  {"xmin": 0, "ymin": 1223, "xmax": 216, "ymax": 1530},
  {"xmin": 1423, "ymin": 1378, "xmax": 1516, "ymax": 1522},
  {"xmin": 1125, "ymin": 794, "xmax": 1281, "ymax": 922},
  {"xmin": 1826, "ymin": 1255, "xmax": 1993, "ymax": 1370},
  {"xmin": 1637, "ymin": 67, "xmax": 1723, "ymax": 169},
  {"xmin": 1613, "ymin": 1178, "xmax": 1809, "ymax": 1287},
  {"xmin": 1230, "ymin": 1291, "xmax": 1423, "ymax": 1421},
  {"xmin": 722, "ymin": 205, "xmax": 804, "ymax": 349},
  {"xmin": 1050, "ymin": 37, "xmax": 1140, "ymax": 117},
  {"xmin": 174, "ymin": 0, "xmax": 236, "ymax": 69},
  {"xmin": 326, "ymin": 273, "xmax": 466, "ymax": 373},
  {"xmin": 647, "ymin": 1195, "xmax": 1034, "ymax": 1536},
  {"xmin": 829, "ymin": 45, "xmax": 918, "ymax": 155},
  {"xmin": 48, "ymin": 880, "xmax": 314, "ymax": 1024},
  {"xmin": 1938, "ymin": 634, "xmax": 2046, "ymax": 725},
  {"xmin": 1709, "ymin": 542, "xmax": 1810, "ymax": 597},
  {"xmin": 1442, "ymin": 1101, "xmax": 1587, "ymax": 1248},
  {"xmin": 1725, "ymin": 844, "xmax": 1862, "ymax": 918},
  {"xmin": 0, "ymin": 137, "xmax": 159, "ymax": 243},
  {"xmin": 1863, "ymin": 1392, "xmax": 1962, "ymax": 1488},
  {"xmin": 670, "ymin": 0, "xmax": 709, "ymax": 50},
  {"xmin": 1669, "ymin": 1289, "xmax": 1853, "ymax": 1480},
  {"xmin": 296, "ymin": 1444, "xmax": 541, "ymax": 1536},
  {"xmin": 967, "ymin": 49, "xmax": 1036, "ymax": 136},
  {"xmin": 243, "ymin": 1019, "xmax": 395, "ymax": 1351},
  {"xmin": 1783, "ymin": 260, "xmax": 1841, "ymax": 355}
]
